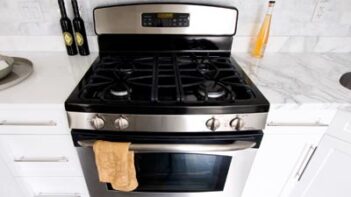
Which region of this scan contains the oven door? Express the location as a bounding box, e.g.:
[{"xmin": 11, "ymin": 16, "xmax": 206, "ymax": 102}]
[{"xmin": 72, "ymin": 130, "xmax": 263, "ymax": 197}]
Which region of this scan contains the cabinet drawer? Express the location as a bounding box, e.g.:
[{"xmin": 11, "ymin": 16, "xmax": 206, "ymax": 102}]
[
  {"xmin": 267, "ymin": 108, "xmax": 336, "ymax": 127},
  {"xmin": 0, "ymin": 105, "xmax": 69, "ymax": 134},
  {"xmin": 0, "ymin": 135, "xmax": 82, "ymax": 177},
  {"xmin": 18, "ymin": 177, "xmax": 89, "ymax": 197}
]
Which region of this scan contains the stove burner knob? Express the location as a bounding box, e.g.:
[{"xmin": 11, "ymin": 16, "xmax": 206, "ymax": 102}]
[
  {"xmin": 115, "ymin": 117, "xmax": 129, "ymax": 130},
  {"xmin": 206, "ymin": 118, "xmax": 220, "ymax": 131},
  {"xmin": 230, "ymin": 118, "xmax": 245, "ymax": 130},
  {"xmin": 91, "ymin": 116, "xmax": 105, "ymax": 129}
]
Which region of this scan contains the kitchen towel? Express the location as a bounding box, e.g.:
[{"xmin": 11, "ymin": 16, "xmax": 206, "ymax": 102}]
[{"xmin": 93, "ymin": 140, "xmax": 138, "ymax": 192}]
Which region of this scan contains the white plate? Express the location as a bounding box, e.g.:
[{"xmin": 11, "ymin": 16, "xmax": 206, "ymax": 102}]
[{"xmin": 0, "ymin": 55, "xmax": 15, "ymax": 80}]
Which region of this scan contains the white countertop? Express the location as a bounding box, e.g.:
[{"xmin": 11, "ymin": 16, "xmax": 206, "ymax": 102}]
[
  {"xmin": 0, "ymin": 52, "xmax": 97, "ymax": 106},
  {"xmin": 0, "ymin": 52, "xmax": 350, "ymax": 111},
  {"xmin": 234, "ymin": 53, "xmax": 351, "ymax": 111}
]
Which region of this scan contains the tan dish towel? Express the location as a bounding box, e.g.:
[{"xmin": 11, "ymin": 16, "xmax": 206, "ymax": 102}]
[{"xmin": 93, "ymin": 140, "xmax": 138, "ymax": 192}]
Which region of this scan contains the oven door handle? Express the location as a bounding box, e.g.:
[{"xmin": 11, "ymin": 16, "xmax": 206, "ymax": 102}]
[{"xmin": 77, "ymin": 140, "xmax": 256, "ymax": 152}]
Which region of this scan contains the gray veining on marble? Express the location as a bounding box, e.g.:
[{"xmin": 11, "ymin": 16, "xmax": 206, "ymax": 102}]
[{"xmin": 234, "ymin": 53, "xmax": 351, "ymax": 110}]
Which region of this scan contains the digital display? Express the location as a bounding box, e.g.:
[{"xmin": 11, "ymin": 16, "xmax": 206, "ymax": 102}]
[
  {"xmin": 157, "ymin": 13, "xmax": 174, "ymax": 19},
  {"xmin": 142, "ymin": 13, "xmax": 189, "ymax": 27}
]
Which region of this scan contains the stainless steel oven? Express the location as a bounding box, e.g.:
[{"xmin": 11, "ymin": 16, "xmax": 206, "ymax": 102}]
[
  {"xmin": 72, "ymin": 130, "xmax": 263, "ymax": 197},
  {"xmin": 66, "ymin": 2, "xmax": 270, "ymax": 197}
]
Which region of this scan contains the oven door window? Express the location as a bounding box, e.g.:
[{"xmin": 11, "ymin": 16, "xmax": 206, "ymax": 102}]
[{"xmin": 108, "ymin": 153, "xmax": 231, "ymax": 192}]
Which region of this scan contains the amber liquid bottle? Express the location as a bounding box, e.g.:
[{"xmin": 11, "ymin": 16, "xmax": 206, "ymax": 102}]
[
  {"xmin": 72, "ymin": 0, "xmax": 90, "ymax": 56},
  {"xmin": 58, "ymin": 0, "xmax": 77, "ymax": 56},
  {"xmin": 251, "ymin": 1, "xmax": 275, "ymax": 58}
]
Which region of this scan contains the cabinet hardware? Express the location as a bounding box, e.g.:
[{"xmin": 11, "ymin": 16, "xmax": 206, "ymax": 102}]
[
  {"xmin": 34, "ymin": 193, "xmax": 80, "ymax": 197},
  {"xmin": 0, "ymin": 120, "xmax": 57, "ymax": 126},
  {"xmin": 295, "ymin": 145, "xmax": 317, "ymax": 181},
  {"xmin": 14, "ymin": 156, "xmax": 69, "ymax": 163},
  {"xmin": 267, "ymin": 121, "xmax": 328, "ymax": 127}
]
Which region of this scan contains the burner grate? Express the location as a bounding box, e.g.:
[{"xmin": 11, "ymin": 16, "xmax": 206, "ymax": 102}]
[{"xmin": 78, "ymin": 54, "xmax": 255, "ymax": 104}]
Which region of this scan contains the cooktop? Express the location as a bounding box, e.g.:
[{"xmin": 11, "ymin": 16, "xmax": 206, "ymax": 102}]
[{"xmin": 65, "ymin": 53, "xmax": 269, "ymax": 114}]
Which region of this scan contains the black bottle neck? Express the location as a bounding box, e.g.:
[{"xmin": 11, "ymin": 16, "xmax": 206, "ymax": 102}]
[
  {"xmin": 72, "ymin": 0, "xmax": 80, "ymax": 18},
  {"xmin": 58, "ymin": 0, "xmax": 68, "ymax": 18}
]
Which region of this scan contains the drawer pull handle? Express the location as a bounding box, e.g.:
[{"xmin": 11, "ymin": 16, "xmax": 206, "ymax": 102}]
[
  {"xmin": 14, "ymin": 156, "xmax": 69, "ymax": 163},
  {"xmin": 0, "ymin": 120, "xmax": 57, "ymax": 126},
  {"xmin": 34, "ymin": 193, "xmax": 80, "ymax": 197},
  {"xmin": 267, "ymin": 121, "xmax": 328, "ymax": 127},
  {"xmin": 295, "ymin": 145, "xmax": 317, "ymax": 181}
]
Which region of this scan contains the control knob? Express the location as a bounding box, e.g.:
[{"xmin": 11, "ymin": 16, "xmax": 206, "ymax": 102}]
[
  {"xmin": 206, "ymin": 117, "xmax": 220, "ymax": 131},
  {"xmin": 91, "ymin": 115, "xmax": 105, "ymax": 129},
  {"xmin": 114, "ymin": 117, "xmax": 129, "ymax": 130},
  {"xmin": 230, "ymin": 117, "xmax": 245, "ymax": 130}
]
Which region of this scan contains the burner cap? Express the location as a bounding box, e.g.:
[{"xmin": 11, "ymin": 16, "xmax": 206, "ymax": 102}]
[
  {"xmin": 198, "ymin": 81, "xmax": 227, "ymax": 99},
  {"xmin": 197, "ymin": 62, "xmax": 217, "ymax": 77},
  {"xmin": 118, "ymin": 68, "xmax": 133, "ymax": 75},
  {"xmin": 110, "ymin": 84, "xmax": 130, "ymax": 97}
]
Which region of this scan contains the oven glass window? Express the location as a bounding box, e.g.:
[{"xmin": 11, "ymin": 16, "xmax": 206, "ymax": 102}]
[{"xmin": 108, "ymin": 153, "xmax": 231, "ymax": 192}]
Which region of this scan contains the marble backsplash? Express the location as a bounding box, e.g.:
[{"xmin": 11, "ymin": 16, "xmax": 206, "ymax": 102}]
[{"xmin": 0, "ymin": 0, "xmax": 350, "ymax": 52}]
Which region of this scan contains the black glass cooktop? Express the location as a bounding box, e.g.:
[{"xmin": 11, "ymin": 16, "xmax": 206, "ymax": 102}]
[{"xmin": 65, "ymin": 53, "xmax": 269, "ymax": 114}]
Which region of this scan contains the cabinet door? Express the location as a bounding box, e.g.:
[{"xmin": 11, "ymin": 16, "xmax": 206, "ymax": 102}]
[
  {"xmin": 242, "ymin": 126, "xmax": 325, "ymax": 197},
  {"xmin": 290, "ymin": 110, "xmax": 351, "ymax": 197},
  {"xmin": 290, "ymin": 135, "xmax": 351, "ymax": 197},
  {"xmin": 0, "ymin": 154, "xmax": 29, "ymax": 197}
]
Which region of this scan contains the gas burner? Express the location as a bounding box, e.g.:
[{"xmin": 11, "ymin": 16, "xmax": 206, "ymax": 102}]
[
  {"xmin": 109, "ymin": 83, "xmax": 130, "ymax": 97},
  {"xmin": 198, "ymin": 81, "xmax": 227, "ymax": 99},
  {"xmin": 118, "ymin": 68, "xmax": 133, "ymax": 75},
  {"xmin": 197, "ymin": 62, "xmax": 217, "ymax": 77},
  {"xmin": 115, "ymin": 68, "xmax": 133, "ymax": 79}
]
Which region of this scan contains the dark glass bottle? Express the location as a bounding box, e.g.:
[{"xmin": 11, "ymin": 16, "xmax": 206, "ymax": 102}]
[
  {"xmin": 58, "ymin": 0, "xmax": 77, "ymax": 56},
  {"xmin": 72, "ymin": 0, "xmax": 90, "ymax": 56}
]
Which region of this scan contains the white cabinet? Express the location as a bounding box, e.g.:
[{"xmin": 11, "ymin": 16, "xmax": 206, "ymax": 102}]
[
  {"xmin": 0, "ymin": 105, "xmax": 89, "ymax": 197},
  {"xmin": 242, "ymin": 126, "xmax": 326, "ymax": 197},
  {"xmin": 290, "ymin": 110, "xmax": 351, "ymax": 197},
  {"xmin": 0, "ymin": 154, "xmax": 29, "ymax": 197}
]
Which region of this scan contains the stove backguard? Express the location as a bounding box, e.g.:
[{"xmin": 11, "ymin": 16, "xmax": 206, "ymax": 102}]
[{"xmin": 93, "ymin": 3, "xmax": 238, "ymax": 55}]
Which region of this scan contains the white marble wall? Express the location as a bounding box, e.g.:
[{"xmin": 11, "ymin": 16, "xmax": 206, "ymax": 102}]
[{"xmin": 0, "ymin": 0, "xmax": 350, "ymax": 52}]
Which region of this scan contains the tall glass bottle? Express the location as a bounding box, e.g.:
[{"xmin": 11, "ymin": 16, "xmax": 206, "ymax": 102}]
[
  {"xmin": 251, "ymin": 1, "xmax": 275, "ymax": 58},
  {"xmin": 72, "ymin": 0, "xmax": 90, "ymax": 56},
  {"xmin": 58, "ymin": 0, "xmax": 77, "ymax": 56}
]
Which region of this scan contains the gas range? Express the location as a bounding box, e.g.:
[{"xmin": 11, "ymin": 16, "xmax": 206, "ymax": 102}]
[{"xmin": 66, "ymin": 3, "xmax": 269, "ymax": 197}]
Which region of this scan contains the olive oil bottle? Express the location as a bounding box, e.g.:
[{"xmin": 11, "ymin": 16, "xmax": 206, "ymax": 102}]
[
  {"xmin": 58, "ymin": 0, "xmax": 77, "ymax": 56},
  {"xmin": 251, "ymin": 1, "xmax": 275, "ymax": 58},
  {"xmin": 72, "ymin": 0, "xmax": 90, "ymax": 56}
]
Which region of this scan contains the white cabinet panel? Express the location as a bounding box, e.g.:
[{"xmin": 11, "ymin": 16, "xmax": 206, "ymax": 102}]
[
  {"xmin": 267, "ymin": 108, "xmax": 336, "ymax": 126},
  {"xmin": 325, "ymin": 110, "xmax": 351, "ymax": 141},
  {"xmin": 0, "ymin": 105, "xmax": 69, "ymax": 134},
  {"xmin": 290, "ymin": 110, "xmax": 351, "ymax": 197},
  {"xmin": 19, "ymin": 177, "xmax": 89, "ymax": 197},
  {"xmin": 0, "ymin": 154, "xmax": 29, "ymax": 197},
  {"xmin": 290, "ymin": 135, "xmax": 351, "ymax": 197},
  {"xmin": 242, "ymin": 126, "xmax": 325, "ymax": 197},
  {"xmin": 0, "ymin": 135, "xmax": 82, "ymax": 177}
]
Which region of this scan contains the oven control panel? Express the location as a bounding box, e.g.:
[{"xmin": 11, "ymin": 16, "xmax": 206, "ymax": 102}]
[
  {"xmin": 142, "ymin": 13, "xmax": 190, "ymax": 27},
  {"xmin": 68, "ymin": 112, "xmax": 268, "ymax": 132}
]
